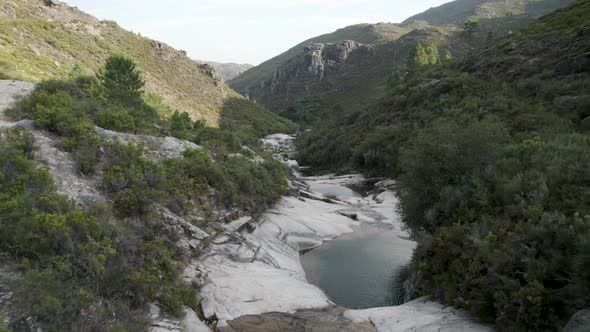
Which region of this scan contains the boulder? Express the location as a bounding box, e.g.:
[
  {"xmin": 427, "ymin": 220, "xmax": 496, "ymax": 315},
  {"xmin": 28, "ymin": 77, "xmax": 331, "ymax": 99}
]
[{"xmin": 563, "ymin": 309, "xmax": 590, "ymax": 332}]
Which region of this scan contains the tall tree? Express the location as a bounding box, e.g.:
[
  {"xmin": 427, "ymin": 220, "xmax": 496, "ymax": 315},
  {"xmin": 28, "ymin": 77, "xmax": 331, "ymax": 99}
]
[{"xmin": 98, "ymin": 53, "xmax": 144, "ymax": 106}]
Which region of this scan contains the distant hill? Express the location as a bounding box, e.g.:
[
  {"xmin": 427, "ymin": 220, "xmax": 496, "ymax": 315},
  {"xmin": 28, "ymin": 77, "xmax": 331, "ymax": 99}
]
[
  {"xmin": 0, "ymin": 0, "xmax": 242, "ymax": 125},
  {"xmin": 229, "ymin": 0, "xmax": 570, "ymax": 119},
  {"xmin": 196, "ymin": 61, "xmax": 253, "ymax": 81}
]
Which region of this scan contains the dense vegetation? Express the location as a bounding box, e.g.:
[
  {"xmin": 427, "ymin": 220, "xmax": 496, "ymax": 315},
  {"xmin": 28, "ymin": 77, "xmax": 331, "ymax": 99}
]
[
  {"xmin": 297, "ymin": 1, "xmax": 590, "ymax": 329},
  {"xmin": 1, "ymin": 54, "xmax": 293, "ymax": 330}
]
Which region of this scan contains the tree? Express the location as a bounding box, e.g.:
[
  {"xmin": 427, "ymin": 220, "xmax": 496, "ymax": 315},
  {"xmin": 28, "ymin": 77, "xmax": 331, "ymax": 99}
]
[
  {"xmin": 409, "ymin": 42, "xmax": 429, "ymax": 68},
  {"xmin": 442, "ymin": 50, "xmax": 453, "ymax": 64},
  {"xmin": 426, "ymin": 44, "xmax": 439, "ymax": 65},
  {"xmin": 169, "ymin": 111, "xmax": 194, "ymax": 139},
  {"xmin": 98, "ymin": 54, "xmax": 144, "ymax": 106},
  {"xmin": 409, "ymin": 43, "xmax": 441, "ymax": 68},
  {"xmin": 464, "ymin": 18, "xmax": 479, "ymax": 38}
]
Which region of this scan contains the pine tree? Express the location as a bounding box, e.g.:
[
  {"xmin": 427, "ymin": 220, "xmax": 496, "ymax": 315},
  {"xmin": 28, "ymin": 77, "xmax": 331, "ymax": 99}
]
[
  {"xmin": 410, "ymin": 43, "xmax": 429, "ymax": 68},
  {"xmin": 98, "ymin": 53, "xmax": 144, "ymax": 106}
]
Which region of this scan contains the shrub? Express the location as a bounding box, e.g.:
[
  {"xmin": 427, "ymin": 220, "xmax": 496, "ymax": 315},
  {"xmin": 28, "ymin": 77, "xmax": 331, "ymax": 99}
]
[
  {"xmin": 96, "ymin": 106, "xmax": 136, "ymax": 132},
  {"xmin": 169, "ymin": 111, "xmax": 194, "ymax": 139}
]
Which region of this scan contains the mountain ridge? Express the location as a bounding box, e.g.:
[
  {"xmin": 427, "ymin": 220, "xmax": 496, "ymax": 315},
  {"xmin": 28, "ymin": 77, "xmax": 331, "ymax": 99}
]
[{"xmin": 229, "ymin": 0, "xmax": 570, "ymax": 118}]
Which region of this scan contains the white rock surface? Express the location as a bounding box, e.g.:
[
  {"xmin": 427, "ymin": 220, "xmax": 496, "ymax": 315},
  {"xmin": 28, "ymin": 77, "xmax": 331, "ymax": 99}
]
[
  {"xmin": 186, "ymin": 194, "xmax": 361, "ymax": 326},
  {"xmin": 0, "ymin": 80, "xmax": 35, "ymax": 122},
  {"xmin": 95, "ymin": 126, "xmax": 202, "ymax": 160},
  {"xmin": 185, "ymin": 176, "xmax": 420, "ymax": 327},
  {"xmin": 344, "ymin": 297, "xmax": 493, "ymax": 332},
  {"xmin": 149, "ymin": 304, "xmax": 211, "ymax": 332}
]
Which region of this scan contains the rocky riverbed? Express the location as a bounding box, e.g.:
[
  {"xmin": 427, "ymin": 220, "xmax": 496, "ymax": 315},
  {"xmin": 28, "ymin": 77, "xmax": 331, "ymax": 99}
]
[{"xmin": 182, "ymin": 134, "xmax": 493, "ymax": 331}]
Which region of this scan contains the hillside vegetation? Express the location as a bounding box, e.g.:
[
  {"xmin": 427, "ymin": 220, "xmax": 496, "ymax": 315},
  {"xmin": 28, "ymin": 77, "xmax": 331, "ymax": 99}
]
[
  {"xmin": 229, "ymin": 0, "xmax": 569, "ymax": 119},
  {"xmin": 0, "ymin": 0, "xmax": 241, "ymax": 125},
  {"xmin": 297, "ymin": 1, "xmax": 590, "ymax": 329},
  {"xmin": 0, "ymin": 52, "xmax": 295, "ymax": 330}
]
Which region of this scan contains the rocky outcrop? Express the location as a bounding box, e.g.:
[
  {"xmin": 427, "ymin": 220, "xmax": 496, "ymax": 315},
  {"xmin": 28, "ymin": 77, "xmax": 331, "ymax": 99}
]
[
  {"xmin": 149, "ymin": 304, "xmax": 211, "ymax": 332},
  {"xmin": 267, "ymin": 40, "xmax": 375, "ymax": 93},
  {"xmin": 344, "ymin": 297, "xmax": 493, "ymax": 332},
  {"xmin": 563, "ymin": 309, "xmax": 590, "ymax": 332},
  {"xmin": 198, "ymin": 63, "xmax": 224, "ymax": 87},
  {"xmin": 0, "ymin": 80, "xmax": 35, "ymax": 122},
  {"xmin": 220, "ymin": 306, "xmax": 377, "ymax": 332},
  {"xmin": 95, "ymin": 126, "xmax": 203, "ymax": 160},
  {"xmin": 197, "ymin": 61, "xmax": 253, "ymax": 82}
]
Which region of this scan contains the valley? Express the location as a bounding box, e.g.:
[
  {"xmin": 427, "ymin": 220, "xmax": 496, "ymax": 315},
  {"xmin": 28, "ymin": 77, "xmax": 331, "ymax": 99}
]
[{"xmin": 0, "ymin": 0, "xmax": 589, "ymax": 331}]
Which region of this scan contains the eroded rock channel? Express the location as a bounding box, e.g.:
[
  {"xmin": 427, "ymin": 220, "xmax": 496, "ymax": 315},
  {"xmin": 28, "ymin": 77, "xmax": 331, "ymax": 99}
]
[{"xmin": 189, "ymin": 134, "xmax": 492, "ymax": 331}]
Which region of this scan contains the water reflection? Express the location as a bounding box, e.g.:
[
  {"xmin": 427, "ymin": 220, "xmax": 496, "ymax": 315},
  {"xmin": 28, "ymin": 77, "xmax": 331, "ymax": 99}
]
[{"xmin": 301, "ymin": 226, "xmax": 415, "ymax": 309}]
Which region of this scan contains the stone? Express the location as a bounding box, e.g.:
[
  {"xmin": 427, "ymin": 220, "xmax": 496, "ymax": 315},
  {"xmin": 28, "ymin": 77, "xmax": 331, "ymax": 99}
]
[
  {"xmin": 344, "ymin": 297, "xmax": 493, "ymax": 332},
  {"xmin": 220, "ymin": 306, "xmax": 377, "ymax": 332},
  {"xmin": 149, "ymin": 304, "xmax": 211, "ymax": 332},
  {"xmin": 563, "ymin": 309, "xmax": 590, "ymax": 332}
]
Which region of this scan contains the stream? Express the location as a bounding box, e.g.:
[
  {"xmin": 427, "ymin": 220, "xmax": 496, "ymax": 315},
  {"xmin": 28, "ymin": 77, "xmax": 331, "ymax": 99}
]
[{"xmin": 263, "ymin": 133, "xmax": 416, "ymax": 310}]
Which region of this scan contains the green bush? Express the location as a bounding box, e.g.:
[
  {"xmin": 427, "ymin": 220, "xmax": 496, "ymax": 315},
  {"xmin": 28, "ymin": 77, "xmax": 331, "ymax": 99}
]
[
  {"xmin": 0, "ymin": 127, "xmax": 198, "ymax": 329},
  {"xmin": 169, "ymin": 111, "xmax": 194, "ymax": 139},
  {"xmin": 96, "ymin": 106, "xmax": 136, "ymax": 132},
  {"xmin": 102, "ymin": 142, "xmax": 165, "ymax": 218}
]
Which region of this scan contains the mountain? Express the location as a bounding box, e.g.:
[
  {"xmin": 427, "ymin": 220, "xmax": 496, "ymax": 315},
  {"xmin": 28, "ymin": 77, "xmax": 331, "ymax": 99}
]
[
  {"xmin": 196, "ymin": 60, "xmax": 253, "ymax": 81},
  {"xmin": 0, "ymin": 0, "xmax": 241, "ymax": 125},
  {"xmin": 296, "ymin": 1, "xmax": 590, "ymax": 329},
  {"xmin": 229, "ymin": 0, "xmax": 570, "ymax": 119}
]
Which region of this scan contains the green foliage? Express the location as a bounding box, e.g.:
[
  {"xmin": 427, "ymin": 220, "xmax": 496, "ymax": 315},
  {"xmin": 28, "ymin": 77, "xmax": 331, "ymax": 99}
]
[
  {"xmin": 101, "ymin": 141, "xmax": 164, "ymax": 218},
  {"xmin": 296, "ymin": 2, "xmax": 590, "ymax": 329},
  {"xmin": 282, "ymin": 96, "xmax": 324, "ymax": 127},
  {"xmin": 219, "ymin": 97, "xmax": 297, "ymax": 138},
  {"xmin": 1, "ymin": 50, "xmax": 294, "ymax": 332},
  {"xmin": 30, "ymin": 91, "xmax": 93, "ymax": 145},
  {"xmin": 96, "ymin": 106, "xmax": 136, "ymax": 133},
  {"xmin": 442, "ymin": 50, "xmax": 453, "ymax": 64},
  {"xmin": 98, "ymin": 53, "xmax": 144, "ymax": 106},
  {"xmin": 409, "ymin": 43, "xmax": 440, "ymax": 68},
  {"xmin": 0, "ymin": 127, "xmax": 200, "ymax": 330},
  {"xmin": 169, "ymin": 111, "xmax": 196, "ymax": 140}
]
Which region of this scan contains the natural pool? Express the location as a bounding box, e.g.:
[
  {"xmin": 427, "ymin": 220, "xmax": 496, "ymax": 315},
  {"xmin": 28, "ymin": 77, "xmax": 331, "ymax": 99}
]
[
  {"xmin": 307, "ymin": 182, "xmax": 362, "ymax": 198},
  {"xmin": 300, "ymin": 183, "xmax": 415, "ymax": 309}
]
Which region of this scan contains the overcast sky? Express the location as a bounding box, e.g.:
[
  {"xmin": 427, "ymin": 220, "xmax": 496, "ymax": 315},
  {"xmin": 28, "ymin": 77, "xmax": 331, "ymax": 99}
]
[{"xmin": 65, "ymin": 0, "xmax": 451, "ymax": 65}]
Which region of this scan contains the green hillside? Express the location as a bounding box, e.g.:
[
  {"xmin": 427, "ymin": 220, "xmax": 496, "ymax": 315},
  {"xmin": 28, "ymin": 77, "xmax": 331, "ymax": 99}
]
[
  {"xmin": 0, "ymin": 0, "xmax": 241, "ymax": 125},
  {"xmin": 403, "ymin": 0, "xmax": 571, "ymax": 25},
  {"xmin": 297, "ymin": 1, "xmax": 590, "ymax": 329},
  {"xmin": 229, "ymin": 0, "xmax": 570, "ymax": 119}
]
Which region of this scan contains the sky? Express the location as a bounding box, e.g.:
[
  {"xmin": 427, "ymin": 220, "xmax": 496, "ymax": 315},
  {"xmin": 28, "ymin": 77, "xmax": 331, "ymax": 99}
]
[{"xmin": 65, "ymin": 0, "xmax": 451, "ymax": 65}]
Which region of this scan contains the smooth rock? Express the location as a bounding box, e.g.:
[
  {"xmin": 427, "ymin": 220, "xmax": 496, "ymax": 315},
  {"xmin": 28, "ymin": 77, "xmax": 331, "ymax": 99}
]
[
  {"xmin": 344, "ymin": 297, "xmax": 493, "ymax": 332},
  {"xmin": 220, "ymin": 306, "xmax": 376, "ymax": 332},
  {"xmin": 563, "ymin": 309, "xmax": 590, "ymax": 332}
]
